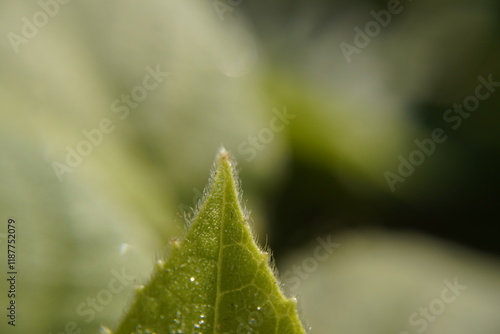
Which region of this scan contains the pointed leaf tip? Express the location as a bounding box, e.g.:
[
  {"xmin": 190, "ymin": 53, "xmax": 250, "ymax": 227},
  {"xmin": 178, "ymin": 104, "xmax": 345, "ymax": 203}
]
[
  {"xmin": 114, "ymin": 149, "xmax": 306, "ymax": 334},
  {"xmin": 218, "ymin": 146, "xmax": 229, "ymax": 158}
]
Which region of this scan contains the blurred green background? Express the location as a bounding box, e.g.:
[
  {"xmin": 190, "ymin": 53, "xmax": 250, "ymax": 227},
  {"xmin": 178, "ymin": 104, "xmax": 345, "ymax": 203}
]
[{"xmin": 1, "ymin": 0, "xmax": 499, "ymax": 333}]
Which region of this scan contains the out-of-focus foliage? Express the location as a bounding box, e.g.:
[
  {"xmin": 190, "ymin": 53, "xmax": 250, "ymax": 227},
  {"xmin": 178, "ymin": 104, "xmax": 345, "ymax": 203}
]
[
  {"xmin": 287, "ymin": 231, "xmax": 500, "ymax": 334},
  {"xmin": 0, "ymin": 0, "xmax": 499, "ymax": 333}
]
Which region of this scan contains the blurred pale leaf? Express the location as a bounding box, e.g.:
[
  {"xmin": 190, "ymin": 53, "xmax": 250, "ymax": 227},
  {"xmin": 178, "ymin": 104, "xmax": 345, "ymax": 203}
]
[{"xmin": 284, "ymin": 231, "xmax": 500, "ymax": 334}]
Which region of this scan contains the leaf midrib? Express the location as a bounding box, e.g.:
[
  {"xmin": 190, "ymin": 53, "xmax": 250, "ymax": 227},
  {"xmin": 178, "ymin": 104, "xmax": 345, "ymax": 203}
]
[{"xmin": 213, "ymin": 171, "xmax": 227, "ymax": 333}]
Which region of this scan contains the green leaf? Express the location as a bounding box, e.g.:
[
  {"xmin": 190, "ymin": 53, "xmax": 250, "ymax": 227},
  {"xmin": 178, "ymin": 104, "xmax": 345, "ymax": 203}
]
[{"xmin": 112, "ymin": 148, "xmax": 306, "ymax": 334}]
